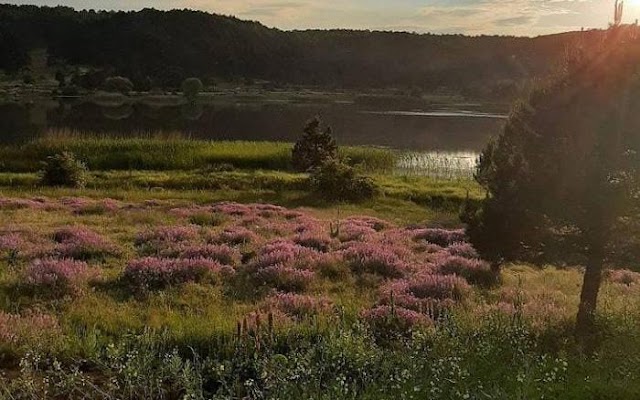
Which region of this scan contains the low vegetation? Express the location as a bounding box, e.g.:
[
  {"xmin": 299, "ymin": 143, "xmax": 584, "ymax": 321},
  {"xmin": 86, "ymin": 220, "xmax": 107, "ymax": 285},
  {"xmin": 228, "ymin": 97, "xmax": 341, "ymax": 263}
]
[
  {"xmin": 0, "ymin": 196, "xmax": 638, "ymax": 398},
  {"xmin": 0, "ymin": 134, "xmax": 395, "ymax": 172}
]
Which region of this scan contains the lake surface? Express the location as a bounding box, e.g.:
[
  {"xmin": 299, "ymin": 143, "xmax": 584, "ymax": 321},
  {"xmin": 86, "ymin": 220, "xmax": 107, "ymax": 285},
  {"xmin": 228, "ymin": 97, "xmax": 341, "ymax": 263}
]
[{"xmin": 0, "ymin": 96, "xmax": 506, "ymax": 152}]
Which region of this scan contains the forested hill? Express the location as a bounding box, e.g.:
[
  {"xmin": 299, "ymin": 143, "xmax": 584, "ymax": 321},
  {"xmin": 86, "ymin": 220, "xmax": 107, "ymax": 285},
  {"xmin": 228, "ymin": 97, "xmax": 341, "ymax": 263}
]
[{"xmin": 0, "ymin": 4, "xmax": 604, "ymax": 94}]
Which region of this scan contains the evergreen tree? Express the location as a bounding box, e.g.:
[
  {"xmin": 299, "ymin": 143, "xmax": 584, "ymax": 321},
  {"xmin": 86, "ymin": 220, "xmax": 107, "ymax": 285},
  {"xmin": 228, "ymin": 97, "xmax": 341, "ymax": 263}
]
[
  {"xmin": 462, "ymin": 30, "xmax": 640, "ymax": 338},
  {"xmin": 292, "ymin": 116, "xmax": 338, "ymax": 172}
]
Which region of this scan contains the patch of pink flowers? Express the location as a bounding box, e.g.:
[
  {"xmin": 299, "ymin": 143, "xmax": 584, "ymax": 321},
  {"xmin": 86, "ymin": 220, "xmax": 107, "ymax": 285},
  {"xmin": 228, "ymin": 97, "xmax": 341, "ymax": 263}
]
[
  {"xmin": 52, "ymin": 226, "xmax": 119, "ymax": 260},
  {"xmin": 608, "ymin": 269, "xmax": 640, "ymax": 286},
  {"xmin": 412, "ymin": 228, "xmax": 466, "ymax": 247},
  {"xmin": 377, "ymin": 273, "xmax": 469, "ymax": 318},
  {"xmin": 341, "ymin": 242, "xmax": 411, "ymax": 278},
  {"xmin": 264, "ymin": 292, "xmax": 333, "ymax": 318},
  {"xmin": 215, "ymin": 226, "xmax": 259, "ymax": 245},
  {"xmin": 0, "ymin": 197, "xmax": 56, "ymax": 211},
  {"xmin": 24, "ymin": 258, "xmax": 98, "ymax": 296},
  {"xmin": 122, "ymin": 257, "xmax": 234, "ymax": 290},
  {"xmin": 433, "ymin": 253, "xmax": 495, "ymax": 285},
  {"xmin": 0, "ymin": 311, "xmax": 61, "ymax": 345},
  {"xmin": 293, "ymin": 231, "xmax": 335, "ymax": 252},
  {"xmin": 361, "ymin": 305, "xmax": 432, "ymax": 335},
  {"xmin": 178, "ymin": 244, "xmax": 241, "ymax": 266},
  {"xmin": 446, "ymin": 242, "xmax": 479, "ymax": 259},
  {"xmin": 254, "ymin": 265, "xmax": 315, "ymax": 292},
  {"xmin": 135, "ymin": 225, "xmax": 201, "ymax": 254}
]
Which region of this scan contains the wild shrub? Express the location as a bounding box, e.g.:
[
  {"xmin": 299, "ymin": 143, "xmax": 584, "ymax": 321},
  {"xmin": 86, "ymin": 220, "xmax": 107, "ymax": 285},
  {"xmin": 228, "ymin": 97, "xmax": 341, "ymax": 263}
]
[
  {"xmin": 434, "ymin": 253, "xmax": 496, "ymax": 286},
  {"xmin": 342, "ymin": 242, "xmax": 409, "ymax": 278},
  {"xmin": 38, "ymin": 152, "xmax": 88, "ymax": 188},
  {"xmin": 292, "ymin": 116, "xmax": 337, "ymax": 172},
  {"xmin": 122, "ymin": 257, "xmax": 233, "ymax": 291},
  {"xmin": 52, "ymin": 226, "xmax": 119, "ymax": 260},
  {"xmin": 309, "ymin": 159, "xmax": 377, "ymax": 202},
  {"xmin": 361, "ymin": 305, "xmax": 432, "ymax": 341},
  {"xmin": 23, "ymin": 258, "xmax": 97, "ymax": 297},
  {"xmin": 254, "ymin": 265, "xmax": 315, "ymax": 292},
  {"xmin": 264, "ymin": 293, "xmax": 333, "ymax": 319}
]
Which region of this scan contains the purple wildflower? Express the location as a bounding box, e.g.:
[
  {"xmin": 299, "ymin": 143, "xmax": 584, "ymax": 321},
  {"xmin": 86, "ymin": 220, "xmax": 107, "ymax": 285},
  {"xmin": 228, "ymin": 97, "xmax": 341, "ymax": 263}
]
[
  {"xmin": 412, "ymin": 228, "xmax": 466, "ymax": 247},
  {"xmin": 51, "ymin": 226, "xmax": 119, "ymax": 260},
  {"xmin": 341, "ymin": 242, "xmax": 410, "ymax": 278},
  {"xmin": 123, "ymin": 257, "xmax": 233, "ymax": 290},
  {"xmin": 264, "ymin": 292, "xmax": 333, "ymax": 318},
  {"xmin": 254, "ymin": 264, "xmax": 315, "ymax": 292},
  {"xmin": 24, "ymin": 258, "xmax": 97, "ymax": 296}
]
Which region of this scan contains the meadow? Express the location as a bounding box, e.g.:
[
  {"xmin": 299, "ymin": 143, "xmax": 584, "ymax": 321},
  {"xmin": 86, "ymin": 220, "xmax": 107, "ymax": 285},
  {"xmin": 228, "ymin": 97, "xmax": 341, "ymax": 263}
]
[{"xmin": 0, "ymin": 136, "xmax": 639, "ymax": 399}]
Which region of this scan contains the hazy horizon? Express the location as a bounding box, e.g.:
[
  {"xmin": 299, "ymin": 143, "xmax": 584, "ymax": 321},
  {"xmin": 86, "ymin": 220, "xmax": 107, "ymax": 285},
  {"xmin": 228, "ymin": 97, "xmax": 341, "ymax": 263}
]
[{"xmin": 3, "ymin": 0, "xmax": 634, "ymax": 36}]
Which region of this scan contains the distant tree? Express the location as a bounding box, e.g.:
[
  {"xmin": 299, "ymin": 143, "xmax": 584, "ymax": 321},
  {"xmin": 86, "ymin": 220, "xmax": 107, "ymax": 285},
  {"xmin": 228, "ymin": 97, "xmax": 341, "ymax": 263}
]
[
  {"xmin": 462, "ymin": 31, "xmax": 640, "ymax": 338},
  {"xmin": 181, "ymin": 77, "xmax": 203, "ymax": 101},
  {"xmin": 104, "ymin": 76, "xmax": 134, "ymax": 94},
  {"xmin": 292, "ymin": 116, "xmax": 338, "ymax": 172}
]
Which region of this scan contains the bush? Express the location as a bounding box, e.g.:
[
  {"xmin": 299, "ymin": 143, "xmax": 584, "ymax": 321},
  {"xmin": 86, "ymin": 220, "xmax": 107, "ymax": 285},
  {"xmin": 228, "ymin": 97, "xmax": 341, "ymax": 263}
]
[
  {"xmin": 23, "ymin": 259, "xmax": 97, "ymax": 297},
  {"xmin": 292, "ymin": 117, "xmax": 338, "ymax": 172},
  {"xmin": 104, "ymin": 76, "xmax": 133, "ymax": 94},
  {"xmin": 309, "ymin": 159, "xmax": 377, "ymax": 202},
  {"xmin": 181, "ymin": 77, "xmax": 203, "ymax": 100},
  {"xmin": 122, "ymin": 257, "xmax": 233, "ymax": 291},
  {"xmin": 39, "ymin": 152, "xmax": 88, "ymax": 188}
]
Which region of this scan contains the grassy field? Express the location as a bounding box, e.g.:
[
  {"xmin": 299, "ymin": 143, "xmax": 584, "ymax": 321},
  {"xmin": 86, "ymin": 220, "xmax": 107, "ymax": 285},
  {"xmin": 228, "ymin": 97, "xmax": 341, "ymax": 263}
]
[
  {"xmin": 0, "ymin": 137, "xmax": 639, "ymax": 399},
  {"xmin": 0, "ymin": 134, "xmax": 395, "ymax": 172}
]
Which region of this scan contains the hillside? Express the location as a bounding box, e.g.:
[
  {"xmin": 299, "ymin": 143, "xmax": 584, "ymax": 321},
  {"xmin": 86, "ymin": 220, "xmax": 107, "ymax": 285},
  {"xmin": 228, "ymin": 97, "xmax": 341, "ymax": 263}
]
[{"xmin": 0, "ymin": 4, "xmax": 604, "ymax": 96}]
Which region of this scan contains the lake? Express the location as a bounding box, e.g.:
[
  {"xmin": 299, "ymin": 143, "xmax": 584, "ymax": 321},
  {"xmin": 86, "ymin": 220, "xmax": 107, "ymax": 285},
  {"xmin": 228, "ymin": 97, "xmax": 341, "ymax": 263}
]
[{"xmin": 0, "ymin": 96, "xmax": 507, "ymax": 152}]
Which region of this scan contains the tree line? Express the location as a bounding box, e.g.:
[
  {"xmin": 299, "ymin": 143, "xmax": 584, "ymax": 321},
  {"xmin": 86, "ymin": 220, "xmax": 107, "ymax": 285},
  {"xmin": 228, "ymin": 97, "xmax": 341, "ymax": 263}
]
[{"xmin": 0, "ymin": 4, "xmax": 606, "ymax": 97}]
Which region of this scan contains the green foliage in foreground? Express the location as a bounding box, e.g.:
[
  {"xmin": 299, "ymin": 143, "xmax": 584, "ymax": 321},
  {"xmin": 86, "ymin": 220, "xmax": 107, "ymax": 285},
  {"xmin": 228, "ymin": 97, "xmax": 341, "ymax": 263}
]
[
  {"xmin": 1, "ymin": 315, "xmax": 638, "ymax": 399},
  {"xmin": 0, "ymin": 137, "xmax": 395, "ymax": 173}
]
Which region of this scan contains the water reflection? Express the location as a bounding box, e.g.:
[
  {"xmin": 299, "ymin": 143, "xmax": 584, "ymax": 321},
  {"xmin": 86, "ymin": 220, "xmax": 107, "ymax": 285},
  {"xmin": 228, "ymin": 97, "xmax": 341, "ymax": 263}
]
[{"xmin": 0, "ymin": 98, "xmax": 506, "ymax": 151}]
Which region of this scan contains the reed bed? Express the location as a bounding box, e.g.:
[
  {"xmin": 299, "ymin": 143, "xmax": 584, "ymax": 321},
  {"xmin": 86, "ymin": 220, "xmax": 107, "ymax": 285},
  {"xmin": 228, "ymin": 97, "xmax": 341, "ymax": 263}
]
[{"xmin": 396, "ymin": 151, "xmax": 479, "ymax": 180}]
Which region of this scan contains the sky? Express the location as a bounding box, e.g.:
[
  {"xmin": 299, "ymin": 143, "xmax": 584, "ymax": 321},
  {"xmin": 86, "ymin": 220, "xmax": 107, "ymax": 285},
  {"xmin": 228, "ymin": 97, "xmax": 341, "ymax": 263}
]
[{"xmin": 5, "ymin": 0, "xmax": 640, "ymax": 36}]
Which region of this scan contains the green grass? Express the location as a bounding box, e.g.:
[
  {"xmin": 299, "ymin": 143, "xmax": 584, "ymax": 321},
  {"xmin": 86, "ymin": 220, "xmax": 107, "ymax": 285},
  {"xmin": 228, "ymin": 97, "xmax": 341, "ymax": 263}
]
[
  {"xmin": 0, "ymin": 134, "xmax": 395, "ymax": 172},
  {"xmin": 0, "ymin": 170, "xmax": 482, "ymax": 225}
]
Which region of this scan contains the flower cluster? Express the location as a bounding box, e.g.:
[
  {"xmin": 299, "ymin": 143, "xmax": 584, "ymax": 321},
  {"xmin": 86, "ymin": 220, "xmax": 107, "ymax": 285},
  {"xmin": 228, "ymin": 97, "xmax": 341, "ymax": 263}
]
[
  {"xmin": 433, "ymin": 253, "xmax": 495, "ymax": 286},
  {"xmin": 24, "ymin": 258, "xmax": 97, "ymax": 296},
  {"xmin": 264, "ymin": 292, "xmax": 333, "ymax": 319},
  {"xmin": 122, "ymin": 257, "xmax": 233, "ymax": 291},
  {"xmin": 135, "ymin": 225, "xmax": 201, "ymax": 255},
  {"xmin": 52, "ymin": 226, "xmax": 119, "ymax": 260},
  {"xmin": 177, "ymin": 244, "xmax": 241, "ymax": 266},
  {"xmin": 254, "ymin": 264, "xmax": 315, "ymax": 292},
  {"xmin": 361, "ymin": 305, "xmax": 432, "ymax": 339},
  {"xmin": 412, "ymin": 228, "xmax": 466, "ymax": 247},
  {"xmin": 214, "ymin": 226, "xmax": 259, "ymax": 245},
  {"xmin": 608, "ymin": 269, "xmax": 640, "ymax": 286},
  {"xmin": 446, "ymin": 242, "xmax": 479, "ymax": 259},
  {"xmin": 0, "ymin": 311, "xmax": 61, "ymax": 345},
  {"xmin": 341, "ymin": 242, "xmax": 411, "ymax": 278}
]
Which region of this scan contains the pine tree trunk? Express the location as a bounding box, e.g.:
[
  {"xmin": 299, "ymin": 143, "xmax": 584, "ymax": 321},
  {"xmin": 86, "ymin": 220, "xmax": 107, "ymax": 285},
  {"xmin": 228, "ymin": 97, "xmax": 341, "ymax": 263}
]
[{"xmin": 575, "ymin": 250, "xmax": 604, "ymax": 338}]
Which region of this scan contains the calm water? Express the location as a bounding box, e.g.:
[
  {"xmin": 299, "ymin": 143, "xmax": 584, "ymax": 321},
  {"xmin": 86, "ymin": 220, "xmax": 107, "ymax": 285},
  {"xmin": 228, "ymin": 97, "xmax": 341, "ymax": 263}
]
[{"xmin": 0, "ymin": 97, "xmax": 506, "ymax": 152}]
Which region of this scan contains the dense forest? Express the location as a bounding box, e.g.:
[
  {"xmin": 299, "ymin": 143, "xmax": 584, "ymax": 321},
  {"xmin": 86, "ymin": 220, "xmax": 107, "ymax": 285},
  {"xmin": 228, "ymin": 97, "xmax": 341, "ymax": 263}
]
[{"xmin": 0, "ymin": 4, "xmax": 606, "ymax": 95}]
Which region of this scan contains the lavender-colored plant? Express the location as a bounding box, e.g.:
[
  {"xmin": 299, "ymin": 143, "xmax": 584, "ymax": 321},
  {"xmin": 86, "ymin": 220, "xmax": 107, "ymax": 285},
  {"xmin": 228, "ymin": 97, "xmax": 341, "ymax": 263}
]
[{"xmin": 122, "ymin": 257, "xmax": 233, "ymax": 290}]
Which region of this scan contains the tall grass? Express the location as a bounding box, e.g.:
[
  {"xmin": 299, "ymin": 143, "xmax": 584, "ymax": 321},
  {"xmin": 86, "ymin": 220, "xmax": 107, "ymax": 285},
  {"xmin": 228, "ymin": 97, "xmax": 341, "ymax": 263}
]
[
  {"xmin": 396, "ymin": 151, "xmax": 478, "ymax": 180},
  {"xmin": 0, "ymin": 130, "xmax": 395, "ymax": 172}
]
